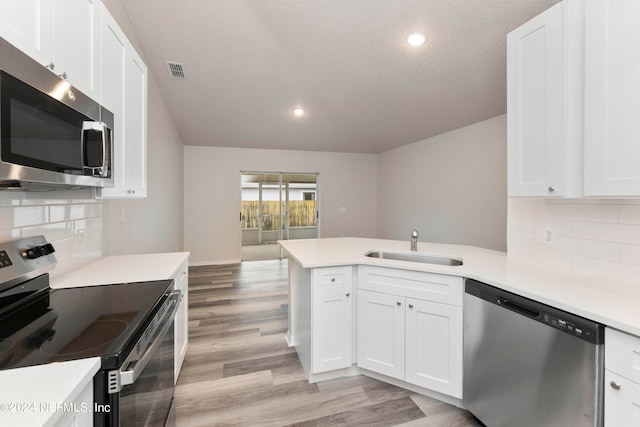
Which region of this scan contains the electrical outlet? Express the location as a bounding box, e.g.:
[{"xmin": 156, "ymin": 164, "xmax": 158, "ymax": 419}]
[
  {"xmin": 120, "ymin": 208, "xmax": 126, "ymax": 224},
  {"xmin": 536, "ymin": 226, "xmax": 556, "ymax": 245}
]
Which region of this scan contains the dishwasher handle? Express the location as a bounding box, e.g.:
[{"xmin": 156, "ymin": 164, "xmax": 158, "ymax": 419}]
[{"xmin": 498, "ymin": 297, "xmax": 540, "ymax": 319}]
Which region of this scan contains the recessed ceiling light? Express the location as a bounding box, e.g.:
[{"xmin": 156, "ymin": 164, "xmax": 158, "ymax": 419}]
[
  {"xmin": 293, "ymin": 108, "xmax": 305, "ymax": 117},
  {"xmin": 406, "ymin": 32, "xmax": 426, "ymax": 47}
]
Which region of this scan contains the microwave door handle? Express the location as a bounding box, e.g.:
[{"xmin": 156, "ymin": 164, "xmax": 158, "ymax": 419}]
[
  {"xmin": 81, "ymin": 121, "xmax": 109, "ymax": 176},
  {"xmin": 99, "ymin": 122, "xmax": 109, "ymax": 177},
  {"xmin": 118, "ymin": 291, "xmax": 180, "ymax": 389}
]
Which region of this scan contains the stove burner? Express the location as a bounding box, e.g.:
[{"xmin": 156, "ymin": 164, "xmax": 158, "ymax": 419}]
[{"xmin": 40, "ymin": 319, "xmax": 129, "ymax": 357}]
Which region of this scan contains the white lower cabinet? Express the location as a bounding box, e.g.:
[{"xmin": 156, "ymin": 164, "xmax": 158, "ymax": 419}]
[
  {"xmin": 357, "ymin": 289, "xmax": 405, "ymax": 379},
  {"xmin": 173, "ymin": 259, "xmax": 189, "ymax": 383},
  {"xmin": 357, "ymin": 266, "xmax": 463, "ymax": 399},
  {"xmin": 54, "ymin": 379, "xmax": 93, "ymax": 427},
  {"xmin": 605, "ymin": 328, "xmax": 640, "ymax": 426},
  {"xmin": 405, "ymin": 298, "xmax": 462, "ymax": 397},
  {"xmin": 605, "ymin": 370, "xmax": 640, "ymax": 427},
  {"xmin": 311, "ymin": 266, "xmax": 353, "ymax": 373}
]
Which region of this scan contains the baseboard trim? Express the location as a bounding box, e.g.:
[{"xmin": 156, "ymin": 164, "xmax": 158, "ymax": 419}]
[{"xmin": 360, "ymin": 369, "xmax": 465, "ymax": 409}]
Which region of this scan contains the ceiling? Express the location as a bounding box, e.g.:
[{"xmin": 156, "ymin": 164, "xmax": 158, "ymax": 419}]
[{"xmin": 121, "ymin": 0, "xmax": 559, "ymax": 154}]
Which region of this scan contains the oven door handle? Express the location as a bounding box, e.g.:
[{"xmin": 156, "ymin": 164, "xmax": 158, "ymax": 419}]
[{"xmin": 115, "ymin": 291, "xmax": 180, "ymax": 391}]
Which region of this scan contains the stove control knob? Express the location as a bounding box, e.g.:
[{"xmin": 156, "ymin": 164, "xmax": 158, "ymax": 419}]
[
  {"xmin": 23, "ymin": 249, "xmax": 39, "ymax": 259},
  {"xmin": 21, "ymin": 243, "xmax": 56, "ymax": 259}
]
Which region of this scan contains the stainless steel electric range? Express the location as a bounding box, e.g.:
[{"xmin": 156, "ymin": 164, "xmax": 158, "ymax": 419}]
[{"xmin": 0, "ymin": 236, "xmax": 179, "ymax": 426}]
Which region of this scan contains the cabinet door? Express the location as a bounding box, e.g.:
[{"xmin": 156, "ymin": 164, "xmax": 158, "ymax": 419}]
[
  {"xmin": 405, "ymin": 298, "xmax": 462, "ymax": 398},
  {"xmin": 174, "ymin": 261, "xmax": 189, "ymax": 383},
  {"xmin": 98, "ymin": 4, "xmax": 148, "ymax": 199},
  {"xmin": 121, "ymin": 46, "xmax": 147, "ymax": 197},
  {"xmin": 54, "ymin": 378, "xmax": 93, "ymax": 427},
  {"xmin": 99, "ymin": 4, "xmax": 126, "ymax": 181},
  {"xmin": 54, "ymin": 0, "xmax": 101, "ymax": 100},
  {"xmin": 311, "ymin": 267, "xmax": 352, "ymax": 373},
  {"xmin": 507, "ymin": 2, "xmax": 566, "ymax": 197},
  {"xmin": 585, "ymin": 0, "xmax": 640, "ymax": 196},
  {"xmin": 605, "ymin": 370, "xmax": 640, "ymax": 427},
  {"xmin": 0, "ymin": 0, "xmax": 54, "ymax": 66},
  {"xmin": 606, "ymin": 328, "xmax": 640, "ymax": 385},
  {"xmin": 357, "ymin": 289, "xmax": 404, "ymax": 380}
]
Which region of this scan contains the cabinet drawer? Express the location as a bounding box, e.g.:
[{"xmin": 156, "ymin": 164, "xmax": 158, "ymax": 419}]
[
  {"xmin": 313, "ymin": 266, "xmax": 352, "ymax": 286},
  {"xmin": 606, "ymin": 328, "xmax": 640, "ymax": 385},
  {"xmin": 604, "ymin": 370, "xmax": 640, "ymax": 427},
  {"xmin": 357, "ymin": 266, "xmax": 463, "ymax": 306}
]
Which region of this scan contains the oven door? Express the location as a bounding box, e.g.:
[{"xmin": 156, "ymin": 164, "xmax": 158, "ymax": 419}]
[
  {"xmin": 119, "ymin": 317, "xmax": 175, "ymax": 426},
  {"xmin": 95, "ymin": 290, "xmax": 179, "ymax": 427}
]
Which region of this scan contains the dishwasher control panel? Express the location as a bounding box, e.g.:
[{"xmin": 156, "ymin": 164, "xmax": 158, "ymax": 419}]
[
  {"xmin": 466, "ymin": 278, "xmax": 604, "ymax": 345},
  {"xmin": 542, "ymin": 312, "xmax": 596, "ymax": 341}
]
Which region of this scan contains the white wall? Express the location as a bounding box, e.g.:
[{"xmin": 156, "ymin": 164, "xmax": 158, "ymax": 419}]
[
  {"xmin": 377, "ymin": 115, "xmax": 507, "ymax": 251},
  {"xmin": 184, "ymin": 146, "xmax": 377, "ymax": 264}
]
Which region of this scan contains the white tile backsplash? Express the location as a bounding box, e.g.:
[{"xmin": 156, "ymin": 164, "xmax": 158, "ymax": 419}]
[
  {"xmin": 619, "ymin": 205, "xmax": 640, "ymax": 224},
  {"xmin": 573, "ymin": 222, "xmax": 640, "ymax": 245},
  {"xmin": 0, "ymin": 189, "xmax": 103, "ymax": 278},
  {"xmin": 508, "ymin": 198, "xmax": 640, "ymax": 279},
  {"xmin": 537, "ymin": 202, "xmax": 619, "ymax": 223}
]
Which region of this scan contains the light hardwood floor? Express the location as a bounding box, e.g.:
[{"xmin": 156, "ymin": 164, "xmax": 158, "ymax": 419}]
[{"xmin": 173, "ymin": 259, "xmax": 482, "ymax": 427}]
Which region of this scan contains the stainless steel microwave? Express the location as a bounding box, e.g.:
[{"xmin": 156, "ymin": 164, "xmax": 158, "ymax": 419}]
[{"xmin": 0, "ymin": 37, "xmax": 113, "ymax": 190}]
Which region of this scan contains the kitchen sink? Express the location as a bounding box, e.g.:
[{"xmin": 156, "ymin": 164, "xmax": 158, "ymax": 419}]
[{"xmin": 365, "ymin": 250, "xmax": 463, "ymax": 266}]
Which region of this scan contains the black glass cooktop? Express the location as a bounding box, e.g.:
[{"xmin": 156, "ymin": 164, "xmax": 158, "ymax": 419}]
[{"xmin": 0, "ymin": 276, "xmax": 173, "ymax": 371}]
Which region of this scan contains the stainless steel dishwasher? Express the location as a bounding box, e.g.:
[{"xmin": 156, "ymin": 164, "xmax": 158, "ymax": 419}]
[{"xmin": 463, "ymin": 279, "xmax": 605, "ymax": 427}]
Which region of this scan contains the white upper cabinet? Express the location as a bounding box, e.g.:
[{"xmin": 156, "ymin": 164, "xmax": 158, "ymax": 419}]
[
  {"xmin": 584, "ymin": 0, "xmax": 640, "ymax": 196},
  {"xmin": 0, "ymin": 2, "xmax": 147, "ymax": 198},
  {"xmin": 121, "ymin": 46, "xmax": 147, "ymax": 198},
  {"xmin": 98, "ymin": 3, "xmax": 147, "ymax": 199},
  {"xmin": 54, "ymin": 0, "xmax": 101, "ymax": 100},
  {"xmin": 0, "ymin": 0, "xmax": 100, "ymax": 100},
  {"xmin": 98, "ymin": 6, "xmax": 125, "ymax": 121},
  {"xmin": 0, "ymin": 1, "xmax": 54, "ymax": 66},
  {"xmin": 507, "ymin": 0, "xmax": 584, "ymax": 198}
]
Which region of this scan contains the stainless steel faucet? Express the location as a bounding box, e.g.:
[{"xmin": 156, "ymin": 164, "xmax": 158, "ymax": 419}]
[{"xmin": 410, "ymin": 229, "xmax": 419, "ymax": 251}]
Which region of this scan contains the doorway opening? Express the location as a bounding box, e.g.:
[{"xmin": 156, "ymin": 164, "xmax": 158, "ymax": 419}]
[{"xmin": 241, "ymin": 172, "xmax": 319, "ymax": 261}]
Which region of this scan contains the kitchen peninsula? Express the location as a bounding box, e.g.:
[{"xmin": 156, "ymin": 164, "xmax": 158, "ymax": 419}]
[{"xmin": 279, "ymin": 237, "xmax": 640, "ymax": 407}]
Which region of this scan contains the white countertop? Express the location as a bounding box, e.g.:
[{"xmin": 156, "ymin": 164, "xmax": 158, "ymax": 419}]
[
  {"xmin": 279, "ymin": 237, "xmax": 640, "ymax": 337},
  {"xmin": 0, "ymin": 358, "xmax": 100, "ymax": 427},
  {"xmin": 50, "ymin": 252, "xmax": 190, "ymax": 288}
]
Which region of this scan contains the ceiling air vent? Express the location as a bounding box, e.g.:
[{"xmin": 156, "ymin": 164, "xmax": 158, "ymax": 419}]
[{"xmin": 166, "ymin": 61, "xmax": 186, "ymax": 79}]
